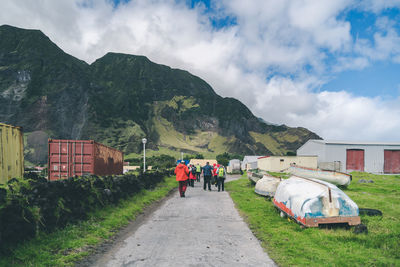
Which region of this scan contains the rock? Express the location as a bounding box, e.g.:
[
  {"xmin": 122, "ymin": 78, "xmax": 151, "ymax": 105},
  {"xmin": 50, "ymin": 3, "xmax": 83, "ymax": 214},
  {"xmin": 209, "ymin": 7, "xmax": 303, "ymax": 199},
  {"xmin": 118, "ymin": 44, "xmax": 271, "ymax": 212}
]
[
  {"xmin": 354, "ymin": 224, "xmax": 368, "ymax": 234},
  {"xmin": 358, "ymin": 179, "xmax": 374, "ymax": 183},
  {"xmin": 104, "ymin": 189, "xmax": 112, "ymax": 196}
]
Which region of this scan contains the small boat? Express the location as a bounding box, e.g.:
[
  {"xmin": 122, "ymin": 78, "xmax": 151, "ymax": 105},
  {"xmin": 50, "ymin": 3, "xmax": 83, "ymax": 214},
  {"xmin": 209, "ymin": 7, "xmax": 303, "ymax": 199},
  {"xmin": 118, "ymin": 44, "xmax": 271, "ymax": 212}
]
[
  {"xmin": 247, "ymin": 171, "xmax": 263, "ymax": 184},
  {"xmin": 288, "ymin": 165, "xmax": 351, "ymax": 187},
  {"xmin": 255, "ymin": 174, "xmax": 282, "ymax": 197},
  {"xmin": 273, "ymin": 176, "xmax": 360, "ymax": 227}
]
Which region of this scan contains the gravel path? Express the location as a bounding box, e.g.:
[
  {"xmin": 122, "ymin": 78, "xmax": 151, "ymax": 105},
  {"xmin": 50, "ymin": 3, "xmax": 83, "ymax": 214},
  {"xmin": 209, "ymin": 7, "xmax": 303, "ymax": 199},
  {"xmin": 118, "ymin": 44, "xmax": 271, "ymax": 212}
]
[{"xmin": 92, "ymin": 175, "xmax": 275, "ymax": 267}]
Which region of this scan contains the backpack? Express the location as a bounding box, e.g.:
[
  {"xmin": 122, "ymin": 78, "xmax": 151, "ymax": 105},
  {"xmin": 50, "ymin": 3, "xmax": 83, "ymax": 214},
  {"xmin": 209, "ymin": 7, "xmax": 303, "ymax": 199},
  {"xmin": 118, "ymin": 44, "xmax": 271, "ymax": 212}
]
[{"xmin": 218, "ymin": 167, "xmax": 225, "ymax": 177}]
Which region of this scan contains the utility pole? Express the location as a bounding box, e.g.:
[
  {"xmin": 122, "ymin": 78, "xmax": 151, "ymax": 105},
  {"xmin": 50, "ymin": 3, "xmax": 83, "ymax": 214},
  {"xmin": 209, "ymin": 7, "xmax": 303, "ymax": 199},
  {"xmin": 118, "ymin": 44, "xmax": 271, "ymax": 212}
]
[{"xmin": 142, "ymin": 138, "xmax": 147, "ymax": 173}]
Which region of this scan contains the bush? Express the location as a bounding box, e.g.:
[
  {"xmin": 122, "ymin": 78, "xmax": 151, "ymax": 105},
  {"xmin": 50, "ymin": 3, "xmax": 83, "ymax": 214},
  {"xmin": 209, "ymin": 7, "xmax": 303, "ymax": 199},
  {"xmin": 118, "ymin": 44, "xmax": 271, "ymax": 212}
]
[
  {"xmin": 0, "ymin": 169, "xmax": 173, "ymax": 252},
  {"xmin": 216, "ymin": 152, "xmax": 243, "ymax": 167}
]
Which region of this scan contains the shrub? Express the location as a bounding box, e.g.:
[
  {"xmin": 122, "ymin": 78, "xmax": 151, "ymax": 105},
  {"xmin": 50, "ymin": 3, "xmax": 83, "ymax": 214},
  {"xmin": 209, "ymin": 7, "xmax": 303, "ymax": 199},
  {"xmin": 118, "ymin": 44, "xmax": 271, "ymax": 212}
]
[{"xmin": 0, "ymin": 169, "xmax": 173, "ymax": 252}]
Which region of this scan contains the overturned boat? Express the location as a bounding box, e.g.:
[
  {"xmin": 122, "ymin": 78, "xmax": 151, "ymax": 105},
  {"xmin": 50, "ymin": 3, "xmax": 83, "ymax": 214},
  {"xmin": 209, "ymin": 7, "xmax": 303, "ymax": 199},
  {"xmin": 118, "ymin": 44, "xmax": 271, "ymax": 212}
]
[
  {"xmin": 247, "ymin": 171, "xmax": 263, "ymax": 184},
  {"xmin": 288, "ymin": 165, "xmax": 351, "ymax": 187},
  {"xmin": 255, "ymin": 174, "xmax": 282, "ymax": 197},
  {"xmin": 273, "ymin": 176, "xmax": 360, "ymax": 227}
]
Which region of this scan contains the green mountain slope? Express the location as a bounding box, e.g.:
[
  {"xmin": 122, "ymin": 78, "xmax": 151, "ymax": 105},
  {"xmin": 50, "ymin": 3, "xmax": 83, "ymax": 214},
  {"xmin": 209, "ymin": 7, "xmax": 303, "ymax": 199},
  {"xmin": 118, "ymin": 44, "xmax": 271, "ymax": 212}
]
[{"xmin": 0, "ymin": 25, "xmax": 321, "ymax": 164}]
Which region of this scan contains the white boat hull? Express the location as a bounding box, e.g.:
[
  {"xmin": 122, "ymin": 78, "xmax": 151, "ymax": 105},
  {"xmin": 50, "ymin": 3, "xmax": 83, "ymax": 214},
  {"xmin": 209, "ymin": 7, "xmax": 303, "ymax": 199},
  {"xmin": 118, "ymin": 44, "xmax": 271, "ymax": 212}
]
[
  {"xmin": 289, "ymin": 165, "xmax": 351, "ymax": 186},
  {"xmin": 255, "ymin": 175, "xmax": 281, "ymax": 197},
  {"xmin": 273, "ymin": 176, "xmax": 360, "ymax": 227}
]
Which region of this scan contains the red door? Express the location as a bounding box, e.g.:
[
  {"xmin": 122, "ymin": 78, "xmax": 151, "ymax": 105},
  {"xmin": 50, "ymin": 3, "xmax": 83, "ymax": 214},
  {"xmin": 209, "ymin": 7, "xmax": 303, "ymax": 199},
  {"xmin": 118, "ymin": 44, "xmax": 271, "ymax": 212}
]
[
  {"xmin": 384, "ymin": 150, "xmax": 400, "ymax": 173},
  {"xmin": 346, "ymin": 149, "xmax": 364, "ymax": 172}
]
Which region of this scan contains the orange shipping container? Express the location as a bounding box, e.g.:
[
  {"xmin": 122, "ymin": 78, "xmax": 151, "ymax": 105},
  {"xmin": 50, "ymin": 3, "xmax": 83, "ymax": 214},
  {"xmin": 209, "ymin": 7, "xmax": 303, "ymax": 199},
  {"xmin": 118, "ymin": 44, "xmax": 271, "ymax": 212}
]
[{"xmin": 48, "ymin": 139, "xmax": 123, "ymax": 180}]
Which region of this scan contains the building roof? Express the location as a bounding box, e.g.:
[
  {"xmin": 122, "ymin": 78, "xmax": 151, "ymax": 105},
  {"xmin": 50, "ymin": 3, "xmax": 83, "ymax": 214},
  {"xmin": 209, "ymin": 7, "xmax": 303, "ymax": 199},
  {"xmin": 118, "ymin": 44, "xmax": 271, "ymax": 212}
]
[
  {"xmin": 307, "ymin": 139, "xmax": 400, "ymax": 146},
  {"xmin": 258, "ymin": 155, "xmax": 316, "ymax": 159},
  {"xmin": 242, "ymin": 156, "xmax": 263, "ymax": 162}
]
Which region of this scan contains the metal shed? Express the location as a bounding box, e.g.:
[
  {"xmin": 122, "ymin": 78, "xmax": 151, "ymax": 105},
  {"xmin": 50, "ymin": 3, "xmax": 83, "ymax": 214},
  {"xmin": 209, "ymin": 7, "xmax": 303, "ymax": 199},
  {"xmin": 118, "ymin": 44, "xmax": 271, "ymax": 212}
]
[
  {"xmin": 297, "ymin": 140, "xmax": 400, "ymax": 174},
  {"xmin": 227, "ymin": 159, "xmax": 241, "ymax": 173},
  {"xmin": 241, "ymin": 156, "xmax": 263, "ymax": 170}
]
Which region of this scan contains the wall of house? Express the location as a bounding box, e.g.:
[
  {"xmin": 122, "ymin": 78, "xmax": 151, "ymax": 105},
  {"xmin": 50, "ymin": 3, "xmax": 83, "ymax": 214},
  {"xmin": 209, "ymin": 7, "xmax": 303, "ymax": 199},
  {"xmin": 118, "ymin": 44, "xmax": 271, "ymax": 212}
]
[{"xmin": 258, "ymin": 156, "xmax": 318, "ymax": 172}]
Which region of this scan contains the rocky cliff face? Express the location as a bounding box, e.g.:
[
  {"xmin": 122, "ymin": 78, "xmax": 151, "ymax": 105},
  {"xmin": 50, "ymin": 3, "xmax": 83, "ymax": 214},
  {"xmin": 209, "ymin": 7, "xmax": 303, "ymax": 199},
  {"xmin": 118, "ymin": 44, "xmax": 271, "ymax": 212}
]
[{"xmin": 0, "ymin": 25, "xmax": 321, "ymax": 164}]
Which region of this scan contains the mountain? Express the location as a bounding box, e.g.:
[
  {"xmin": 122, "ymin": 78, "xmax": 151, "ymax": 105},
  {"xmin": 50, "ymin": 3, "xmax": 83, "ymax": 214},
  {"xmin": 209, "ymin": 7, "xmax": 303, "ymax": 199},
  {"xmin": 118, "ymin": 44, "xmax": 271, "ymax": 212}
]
[{"xmin": 0, "ymin": 25, "xmax": 321, "ymax": 164}]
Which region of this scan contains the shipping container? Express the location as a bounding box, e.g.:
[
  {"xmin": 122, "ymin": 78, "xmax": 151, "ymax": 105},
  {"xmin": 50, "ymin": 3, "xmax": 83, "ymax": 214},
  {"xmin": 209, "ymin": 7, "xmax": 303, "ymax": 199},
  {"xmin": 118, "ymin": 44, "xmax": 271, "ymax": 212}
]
[
  {"xmin": 48, "ymin": 139, "xmax": 123, "ymax": 180},
  {"xmin": 0, "ymin": 122, "xmax": 24, "ymax": 184}
]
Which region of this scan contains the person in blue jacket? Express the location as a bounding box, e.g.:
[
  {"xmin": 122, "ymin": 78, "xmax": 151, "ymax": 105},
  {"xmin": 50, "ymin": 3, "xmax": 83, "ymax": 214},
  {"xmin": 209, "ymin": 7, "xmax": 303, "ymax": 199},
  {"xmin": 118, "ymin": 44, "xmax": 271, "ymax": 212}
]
[{"xmin": 202, "ymin": 162, "xmax": 213, "ymax": 191}]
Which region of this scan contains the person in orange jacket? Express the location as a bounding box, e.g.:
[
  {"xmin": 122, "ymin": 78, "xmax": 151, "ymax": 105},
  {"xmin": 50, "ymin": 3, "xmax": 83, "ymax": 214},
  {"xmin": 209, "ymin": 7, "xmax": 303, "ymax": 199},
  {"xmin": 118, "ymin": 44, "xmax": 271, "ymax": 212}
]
[{"xmin": 175, "ymin": 161, "xmax": 189, "ymax": 197}]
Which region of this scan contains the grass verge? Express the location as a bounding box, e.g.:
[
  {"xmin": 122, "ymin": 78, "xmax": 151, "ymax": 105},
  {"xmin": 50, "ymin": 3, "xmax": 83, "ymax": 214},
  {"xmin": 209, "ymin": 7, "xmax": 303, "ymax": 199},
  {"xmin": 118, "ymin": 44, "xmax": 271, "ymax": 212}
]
[
  {"xmin": 0, "ymin": 176, "xmax": 177, "ymax": 267},
  {"xmin": 226, "ymin": 172, "xmax": 400, "ymax": 266}
]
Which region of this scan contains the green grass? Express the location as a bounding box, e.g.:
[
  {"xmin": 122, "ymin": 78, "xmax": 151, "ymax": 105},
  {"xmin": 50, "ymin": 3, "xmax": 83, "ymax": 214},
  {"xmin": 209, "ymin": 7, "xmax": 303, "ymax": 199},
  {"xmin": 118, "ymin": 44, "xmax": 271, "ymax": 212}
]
[
  {"xmin": 0, "ymin": 176, "xmax": 177, "ymax": 267},
  {"xmin": 249, "ymin": 131, "xmax": 283, "ymax": 155},
  {"xmin": 226, "ymin": 172, "xmax": 400, "ymax": 266},
  {"xmin": 266, "ymin": 171, "xmax": 291, "ymax": 179}
]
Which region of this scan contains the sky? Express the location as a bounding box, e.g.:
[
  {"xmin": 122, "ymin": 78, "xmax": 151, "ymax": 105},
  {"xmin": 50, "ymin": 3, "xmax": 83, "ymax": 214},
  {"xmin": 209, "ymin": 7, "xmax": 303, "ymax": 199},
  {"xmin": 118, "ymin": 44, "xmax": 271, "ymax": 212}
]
[{"xmin": 1, "ymin": 0, "xmax": 400, "ymax": 141}]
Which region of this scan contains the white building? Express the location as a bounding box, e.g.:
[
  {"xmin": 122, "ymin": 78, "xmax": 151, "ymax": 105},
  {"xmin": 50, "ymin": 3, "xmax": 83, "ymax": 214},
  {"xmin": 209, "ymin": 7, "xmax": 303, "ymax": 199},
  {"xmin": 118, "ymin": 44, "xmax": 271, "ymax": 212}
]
[
  {"xmin": 227, "ymin": 159, "xmax": 241, "ymax": 173},
  {"xmin": 241, "ymin": 156, "xmax": 263, "ymax": 170},
  {"xmin": 123, "ymin": 165, "xmax": 140, "ymax": 173},
  {"xmin": 297, "ymin": 140, "xmax": 400, "ymax": 174},
  {"xmin": 258, "ymin": 156, "xmax": 318, "ymax": 172}
]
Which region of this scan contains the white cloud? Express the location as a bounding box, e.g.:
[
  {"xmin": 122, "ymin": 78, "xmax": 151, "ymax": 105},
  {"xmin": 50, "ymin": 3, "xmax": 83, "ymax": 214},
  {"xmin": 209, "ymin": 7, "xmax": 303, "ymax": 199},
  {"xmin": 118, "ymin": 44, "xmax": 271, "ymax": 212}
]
[
  {"xmin": 355, "ymin": 17, "xmax": 400, "ymax": 63},
  {"xmin": 250, "ymin": 77, "xmax": 400, "ymax": 141},
  {"xmin": 333, "ymin": 56, "xmax": 370, "ymax": 72},
  {"xmin": 1, "ymin": 0, "xmax": 400, "ymax": 141},
  {"xmin": 358, "ymin": 0, "xmax": 400, "ymax": 13}
]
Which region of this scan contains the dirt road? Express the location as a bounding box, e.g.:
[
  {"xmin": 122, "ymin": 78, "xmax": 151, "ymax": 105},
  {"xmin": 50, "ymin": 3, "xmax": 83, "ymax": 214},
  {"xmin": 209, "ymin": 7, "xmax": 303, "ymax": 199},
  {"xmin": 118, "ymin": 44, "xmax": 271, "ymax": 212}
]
[{"xmin": 91, "ymin": 175, "xmax": 275, "ymax": 266}]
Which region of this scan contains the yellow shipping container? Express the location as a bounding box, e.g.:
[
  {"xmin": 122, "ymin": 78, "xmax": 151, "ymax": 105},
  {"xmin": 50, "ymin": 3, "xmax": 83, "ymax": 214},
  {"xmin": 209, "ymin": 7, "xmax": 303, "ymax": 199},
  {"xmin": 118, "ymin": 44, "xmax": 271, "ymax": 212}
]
[{"xmin": 0, "ymin": 122, "xmax": 24, "ymax": 183}]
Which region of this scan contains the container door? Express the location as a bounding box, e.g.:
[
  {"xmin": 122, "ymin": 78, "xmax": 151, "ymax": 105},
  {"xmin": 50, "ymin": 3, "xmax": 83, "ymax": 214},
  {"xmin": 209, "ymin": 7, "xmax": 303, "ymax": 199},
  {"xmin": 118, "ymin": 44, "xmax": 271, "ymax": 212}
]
[
  {"xmin": 70, "ymin": 142, "xmax": 94, "ymax": 177},
  {"xmin": 48, "ymin": 140, "xmax": 93, "ymax": 180},
  {"xmin": 384, "ymin": 150, "xmax": 400, "ymax": 173},
  {"xmin": 48, "ymin": 141, "xmax": 71, "ymax": 180},
  {"xmin": 346, "ymin": 149, "xmax": 364, "ymax": 172}
]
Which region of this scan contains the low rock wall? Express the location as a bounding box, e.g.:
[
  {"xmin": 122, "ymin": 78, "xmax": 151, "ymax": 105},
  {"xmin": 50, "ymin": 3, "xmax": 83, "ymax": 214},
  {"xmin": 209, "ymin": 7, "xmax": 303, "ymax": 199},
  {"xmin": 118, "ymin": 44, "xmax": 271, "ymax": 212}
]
[{"xmin": 0, "ymin": 170, "xmax": 173, "ymax": 251}]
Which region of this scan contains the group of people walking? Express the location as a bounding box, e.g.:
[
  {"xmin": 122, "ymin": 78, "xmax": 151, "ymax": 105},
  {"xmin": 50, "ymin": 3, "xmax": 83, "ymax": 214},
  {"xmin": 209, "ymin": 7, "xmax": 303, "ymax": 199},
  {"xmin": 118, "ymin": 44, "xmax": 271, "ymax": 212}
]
[{"xmin": 174, "ymin": 161, "xmax": 226, "ymax": 198}]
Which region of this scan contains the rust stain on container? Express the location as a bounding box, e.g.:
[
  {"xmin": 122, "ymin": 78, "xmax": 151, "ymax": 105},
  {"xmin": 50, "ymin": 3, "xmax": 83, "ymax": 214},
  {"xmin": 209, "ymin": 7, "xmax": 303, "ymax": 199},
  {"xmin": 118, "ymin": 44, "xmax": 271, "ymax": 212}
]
[
  {"xmin": 0, "ymin": 122, "xmax": 24, "ymax": 183},
  {"xmin": 48, "ymin": 139, "xmax": 123, "ymax": 180}
]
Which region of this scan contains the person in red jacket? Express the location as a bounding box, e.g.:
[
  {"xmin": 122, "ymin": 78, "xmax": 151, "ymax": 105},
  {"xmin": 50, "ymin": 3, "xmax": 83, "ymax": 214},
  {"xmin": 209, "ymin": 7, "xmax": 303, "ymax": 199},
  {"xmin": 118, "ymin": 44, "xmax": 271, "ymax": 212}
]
[
  {"xmin": 212, "ymin": 164, "xmax": 219, "ymax": 187},
  {"xmin": 175, "ymin": 161, "xmax": 189, "ymax": 197},
  {"xmin": 188, "ymin": 164, "xmax": 196, "ymax": 187}
]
